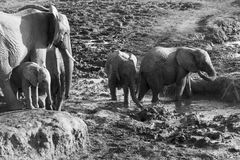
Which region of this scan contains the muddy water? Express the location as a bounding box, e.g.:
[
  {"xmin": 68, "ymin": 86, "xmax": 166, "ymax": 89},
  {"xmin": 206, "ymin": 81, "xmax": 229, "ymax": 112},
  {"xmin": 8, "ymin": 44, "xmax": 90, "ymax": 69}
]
[{"xmin": 61, "ymin": 79, "xmax": 240, "ymax": 159}]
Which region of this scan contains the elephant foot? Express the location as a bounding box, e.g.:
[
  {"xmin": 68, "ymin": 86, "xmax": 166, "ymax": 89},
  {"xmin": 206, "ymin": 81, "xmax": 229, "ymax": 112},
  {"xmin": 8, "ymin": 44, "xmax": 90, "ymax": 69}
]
[{"xmin": 28, "ymin": 105, "xmax": 36, "ymax": 110}]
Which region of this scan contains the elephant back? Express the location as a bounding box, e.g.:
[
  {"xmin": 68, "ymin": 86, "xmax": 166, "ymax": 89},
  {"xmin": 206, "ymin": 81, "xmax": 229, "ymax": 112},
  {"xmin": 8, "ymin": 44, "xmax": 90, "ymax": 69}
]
[
  {"xmin": 140, "ymin": 46, "xmax": 177, "ymax": 73},
  {"xmin": 118, "ymin": 51, "xmax": 137, "ymax": 69}
]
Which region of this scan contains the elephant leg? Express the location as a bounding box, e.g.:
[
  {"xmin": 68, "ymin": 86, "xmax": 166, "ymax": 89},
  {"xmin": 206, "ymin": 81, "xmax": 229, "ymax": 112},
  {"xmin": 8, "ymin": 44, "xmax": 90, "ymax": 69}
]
[
  {"xmin": 22, "ymin": 80, "xmax": 35, "ymax": 109},
  {"xmin": 46, "ymin": 88, "xmax": 53, "ymax": 111},
  {"xmin": 138, "ymin": 75, "xmax": 149, "ymax": 101},
  {"xmin": 31, "ymin": 86, "xmax": 39, "ymax": 108},
  {"xmin": 56, "ymin": 74, "xmax": 65, "ymax": 111},
  {"xmin": 38, "ymin": 95, "xmax": 46, "ymax": 109},
  {"xmin": 0, "ymin": 79, "xmax": 21, "ymax": 110},
  {"xmin": 53, "ymin": 74, "xmax": 64, "ymax": 111},
  {"xmin": 123, "ymin": 84, "xmax": 129, "ymax": 107},
  {"xmin": 46, "ymin": 97, "xmax": 53, "ymax": 110},
  {"xmin": 49, "ymin": 77, "xmax": 57, "ymax": 110},
  {"xmin": 151, "ymin": 87, "xmax": 160, "ymax": 103},
  {"xmin": 108, "ymin": 77, "xmax": 117, "ymax": 100},
  {"xmin": 10, "ymin": 84, "xmax": 18, "ymax": 97},
  {"xmin": 147, "ymin": 76, "xmax": 161, "ymax": 103}
]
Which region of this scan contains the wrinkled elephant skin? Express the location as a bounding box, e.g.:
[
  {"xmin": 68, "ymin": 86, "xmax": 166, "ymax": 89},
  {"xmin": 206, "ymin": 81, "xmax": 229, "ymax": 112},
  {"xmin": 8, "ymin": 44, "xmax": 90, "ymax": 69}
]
[
  {"xmin": 10, "ymin": 62, "xmax": 53, "ymax": 110},
  {"xmin": 0, "ymin": 5, "xmax": 74, "ymax": 110},
  {"xmin": 138, "ymin": 46, "xmax": 216, "ymax": 103},
  {"xmin": 105, "ymin": 50, "xmax": 142, "ymax": 109}
]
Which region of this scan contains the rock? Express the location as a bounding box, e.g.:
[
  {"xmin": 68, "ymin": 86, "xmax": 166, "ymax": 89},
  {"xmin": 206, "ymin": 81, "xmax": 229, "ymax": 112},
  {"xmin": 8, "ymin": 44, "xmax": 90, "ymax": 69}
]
[
  {"xmin": 181, "ymin": 113, "xmax": 200, "ymax": 126},
  {"xmin": 135, "ymin": 108, "xmax": 155, "ymax": 122},
  {"xmin": 225, "ymin": 114, "xmax": 240, "ymax": 132},
  {"xmin": 228, "ymin": 147, "xmax": 240, "ymax": 153},
  {"xmin": 150, "ymin": 120, "xmax": 169, "ymax": 130},
  {"xmin": 0, "ymin": 110, "xmax": 89, "ymax": 160},
  {"xmin": 193, "ymin": 136, "xmax": 211, "ymax": 148},
  {"xmin": 206, "ymin": 131, "xmax": 222, "ymax": 140}
]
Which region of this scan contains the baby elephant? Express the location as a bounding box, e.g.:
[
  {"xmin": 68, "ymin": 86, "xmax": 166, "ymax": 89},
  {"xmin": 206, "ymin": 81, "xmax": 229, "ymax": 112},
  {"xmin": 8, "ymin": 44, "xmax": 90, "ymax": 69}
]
[
  {"xmin": 10, "ymin": 62, "xmax": 53, "ymax": 110},
  {"xmin": 105, "ymin": 50, "xmax": 142, "ymax": 109}
]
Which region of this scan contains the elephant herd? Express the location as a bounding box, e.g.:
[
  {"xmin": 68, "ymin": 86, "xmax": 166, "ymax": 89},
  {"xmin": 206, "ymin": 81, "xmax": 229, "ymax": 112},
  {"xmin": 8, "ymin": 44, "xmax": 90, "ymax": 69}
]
[
  {"xmin": 0, "ymin": 4, "xmax": 216, "ymax": 112},
  {"xmin": 105, "ymin": 47, "xmax": 216, "ymax": 109}
]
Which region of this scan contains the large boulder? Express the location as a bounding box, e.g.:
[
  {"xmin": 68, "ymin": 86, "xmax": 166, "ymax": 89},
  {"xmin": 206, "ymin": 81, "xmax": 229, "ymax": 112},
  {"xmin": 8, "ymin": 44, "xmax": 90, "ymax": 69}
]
[{"xmin": 0, "ymin": 110, "xmax": 89, "ymax": 160}]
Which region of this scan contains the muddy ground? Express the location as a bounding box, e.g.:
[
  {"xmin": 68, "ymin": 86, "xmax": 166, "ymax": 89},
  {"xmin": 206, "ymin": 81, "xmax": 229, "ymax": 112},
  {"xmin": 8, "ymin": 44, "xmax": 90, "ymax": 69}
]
[{"xmin": 2, "ymin": 0, "xmax": 240, "ymax": 159}]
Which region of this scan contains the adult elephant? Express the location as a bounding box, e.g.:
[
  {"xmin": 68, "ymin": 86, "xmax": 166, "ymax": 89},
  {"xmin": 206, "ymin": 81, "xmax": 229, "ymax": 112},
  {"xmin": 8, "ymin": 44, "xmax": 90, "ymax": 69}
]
[
  {"xmin": 0, "ymin": 4, "xmax": 74, "ymax": 110},
  {"xmin": 17, "ymin": 5, "xmax": 74, "ymax": 111},
  {"xmin": 138, "ymin": 46, "xmax": 216, "ymax": 103}
]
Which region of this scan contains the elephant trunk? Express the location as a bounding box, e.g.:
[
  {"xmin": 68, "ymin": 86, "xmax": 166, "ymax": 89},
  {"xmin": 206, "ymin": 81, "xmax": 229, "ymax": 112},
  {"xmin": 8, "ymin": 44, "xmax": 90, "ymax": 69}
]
[
  {"xmin": 198, "ymin": 65, "xmax": 216, "ymax": 82},
  {"xmin": 58, "ymin": 35, "xmax": 74, "ymax": 99}
]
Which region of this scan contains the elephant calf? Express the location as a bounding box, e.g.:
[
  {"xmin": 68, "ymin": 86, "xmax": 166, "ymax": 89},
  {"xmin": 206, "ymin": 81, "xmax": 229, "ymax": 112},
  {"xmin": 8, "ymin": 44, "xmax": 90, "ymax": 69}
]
[
  {"xmin": 10, "ymin": 62, "xmax": 53, "ymax": 110},
  {"xmin": 105, "ymin": 50, "xmax": 143, "ymax": 109},
  {"xmin": 138, "ymin": 46, "xmax": 217, "ymax": 103}
]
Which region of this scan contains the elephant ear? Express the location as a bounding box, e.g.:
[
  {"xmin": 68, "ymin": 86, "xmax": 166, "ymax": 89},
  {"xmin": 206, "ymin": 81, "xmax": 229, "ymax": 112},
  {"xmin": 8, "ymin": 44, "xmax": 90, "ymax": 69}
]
[
  {"xmin": 23, "ymin": 64, "xmax": 39, "ymax": 86},
  {"xmin": 48, "ymin": 5, "xmax": 59, "ymax": 48},
  {"xmin": 176, "ymin": 47, "xmax": 198, "ymax": 72}
]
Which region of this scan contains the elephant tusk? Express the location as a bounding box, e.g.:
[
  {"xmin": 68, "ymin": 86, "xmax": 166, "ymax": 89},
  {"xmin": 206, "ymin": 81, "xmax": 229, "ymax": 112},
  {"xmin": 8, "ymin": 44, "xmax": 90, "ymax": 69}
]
[
  {"xmin": 65, "ymin": 49, "xmax": 76, "ymax": 62},
  {"xmin": 198, "ymin": 71, "xmax": 216, "ymax": 82}
]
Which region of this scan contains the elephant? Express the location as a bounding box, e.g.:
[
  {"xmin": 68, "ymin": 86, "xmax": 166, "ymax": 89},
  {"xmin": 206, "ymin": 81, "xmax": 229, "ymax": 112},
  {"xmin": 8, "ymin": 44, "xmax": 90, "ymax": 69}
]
[
  {"xmin": 105, "ymin": 50, "xmax": 143, "ymax": 109},
  {"xmin": 10, "ymin": 62, "xmax": 52, "ymax": 110},
  {"xmin": 138, "ymin": 46, "xmax": 217, "ymax": 103},
  {"xmin": 45, "ymin": 46, "xmax": 71, "ymax": 111},
  {"xmin": 16, "ymin": 5, "xmax": 74, "ymax": 111},
  {"xmin": 0, "ymin": 4, "xmax": 74, "ymax": 110}
]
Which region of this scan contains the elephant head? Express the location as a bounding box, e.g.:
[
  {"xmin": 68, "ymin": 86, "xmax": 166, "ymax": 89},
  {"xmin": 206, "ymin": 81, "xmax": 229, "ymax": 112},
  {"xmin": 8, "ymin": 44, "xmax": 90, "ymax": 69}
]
[
  {"xmin": 23, "ymin": 64, "xmax": 51, "ymax": 95},
  {"xmin": 18, "ymin": 5, "xmax": 74, "ymax": 99},
  {"xmin": 176, "ymin": 47, "xmax": 216, "ymax": 81}
]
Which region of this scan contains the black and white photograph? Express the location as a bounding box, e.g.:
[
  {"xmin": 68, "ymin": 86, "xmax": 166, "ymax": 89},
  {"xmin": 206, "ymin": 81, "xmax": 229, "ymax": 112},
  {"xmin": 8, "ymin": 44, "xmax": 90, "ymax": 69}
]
[{"xmin": 0, "ymin": 0, "xmax": 240, "ymax": 159}]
